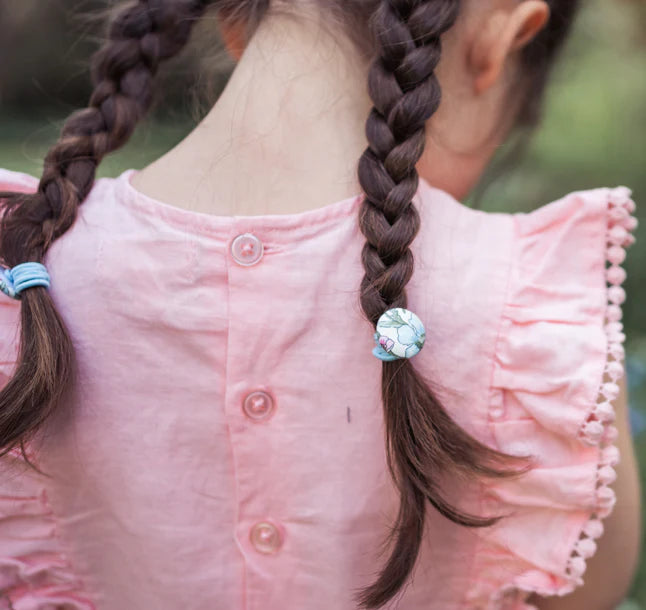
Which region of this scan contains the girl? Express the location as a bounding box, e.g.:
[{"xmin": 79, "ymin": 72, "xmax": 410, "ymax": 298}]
[{"xmin": 0, "ymin": 1, "xmax": 641, "ymax": 609}]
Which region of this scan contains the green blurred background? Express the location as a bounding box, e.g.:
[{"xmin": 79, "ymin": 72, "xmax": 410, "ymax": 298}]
[{"xmin": 1, "ymin": 0, "xmax": 645, "ymax": 605}]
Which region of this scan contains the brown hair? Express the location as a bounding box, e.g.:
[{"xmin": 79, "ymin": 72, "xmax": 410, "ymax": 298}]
[{"xmin": 0, "ymin": 1, "xmax": 581, "ymax": 607}]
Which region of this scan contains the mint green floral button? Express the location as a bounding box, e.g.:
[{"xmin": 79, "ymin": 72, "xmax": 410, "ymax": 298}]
[{"xmin": 373, "ymin": 307, "xmax": 426, "ymax": 361}]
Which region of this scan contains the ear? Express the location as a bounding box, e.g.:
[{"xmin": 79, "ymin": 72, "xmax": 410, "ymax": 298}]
[
  {"xmin": 216, "ymin": 11, "xmax": 247, "ymax": 61},
  {"xmin": 468, "ymin": 1, "xmax": 550, "ymax": 95}
]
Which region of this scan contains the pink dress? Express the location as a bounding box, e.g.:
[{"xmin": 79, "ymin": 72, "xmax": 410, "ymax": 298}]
[{"xmin": 0, "ymin": 167, "xmax": 638, "ymax": 610}]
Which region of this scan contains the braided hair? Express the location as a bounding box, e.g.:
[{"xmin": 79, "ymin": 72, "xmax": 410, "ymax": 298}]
[
  {"xmin": 0, "ymin": 1, "xmax": 581, "ymax": 608},
  {"xmin": 0, "ymin": 0, "xmax": 213, "ymax": 463},
  {"xmin": 355, "ymin": 1, "xmax": 536, "ymax": 605}
]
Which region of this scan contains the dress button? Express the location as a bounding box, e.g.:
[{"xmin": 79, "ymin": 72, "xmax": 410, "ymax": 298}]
[
  {"xmin": 231, "ymin": 233, "xmax": 264, "ymax": 266},
  {"xmin": 242, "ymin": 390, "xmax": 275, "ymax": 421},
  {"xmin": 250, "ymin": 521, "xmax": 283, "ymax": 554}
]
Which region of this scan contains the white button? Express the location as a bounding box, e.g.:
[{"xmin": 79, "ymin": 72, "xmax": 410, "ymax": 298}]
[
  {"xmin": 242, "ymin": 390, "xmax": 275, "ymax": 421},
  {"xmin": 231, "ymin": 233, "xmax": 263, "ymax": 266},
  {"xmin": 250, "ymin": 521, "xmax": 283, "ymax": 554}
]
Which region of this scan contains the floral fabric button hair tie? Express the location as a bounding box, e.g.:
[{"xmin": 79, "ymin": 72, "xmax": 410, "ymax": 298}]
[{"xmin": 373, "ymin": 307, "xmax": 426, "ymax": 361}]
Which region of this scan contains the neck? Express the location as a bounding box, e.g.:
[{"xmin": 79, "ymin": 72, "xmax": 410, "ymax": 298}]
[{"xmin": 133, "ymin": 9, "xmax": 375, "ymax": 216}]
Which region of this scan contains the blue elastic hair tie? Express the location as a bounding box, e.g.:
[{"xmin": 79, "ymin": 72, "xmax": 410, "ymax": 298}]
[{"xmin": 0, "ymin": 262, "xmax": 51, "ymax": 299}]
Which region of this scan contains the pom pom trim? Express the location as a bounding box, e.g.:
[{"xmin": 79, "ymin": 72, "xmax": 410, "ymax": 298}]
[{"xmin": 567, "ymin": 186, "xmax": 638, "ymax": 584}]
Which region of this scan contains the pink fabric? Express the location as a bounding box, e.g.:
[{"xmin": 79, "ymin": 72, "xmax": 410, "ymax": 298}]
[{"xmin": 0, "ymin": 167, "xmax": 637, "ymax": 609}]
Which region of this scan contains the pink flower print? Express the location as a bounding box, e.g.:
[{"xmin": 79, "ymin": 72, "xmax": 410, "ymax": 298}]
[{"xmin": 379, "ymin": 336, "xmax": 395, "ymax": 352}]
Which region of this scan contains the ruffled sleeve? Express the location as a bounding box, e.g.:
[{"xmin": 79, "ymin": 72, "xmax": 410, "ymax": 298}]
[
  {"xmin": 0, "ymin": 168, "xmax": 96, "ymax": 609},
  {"xmin": 465, "ymin": 186, "xmax": 638, "ymax": 609}
]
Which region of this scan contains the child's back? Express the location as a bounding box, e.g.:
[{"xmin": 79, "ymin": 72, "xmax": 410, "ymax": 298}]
[
  {"xmin": 0, "ymin": 1, "xmax": 642, "ymax": 609},
  {"xmin": 0, "ymin": 165, "xmax": 639, "ymax": 609}
]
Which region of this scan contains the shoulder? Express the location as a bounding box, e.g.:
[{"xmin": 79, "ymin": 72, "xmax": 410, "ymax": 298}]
[
  {"xmin": 505, "ymin": 185, "xmax": 636, "ymax": 323},
  {"xmin": 416, "ymin": 180, "xmax": 636, "ymax": 260},
  {"xmin": 0, "ymin": 166, "xmax": 125, "ymax": 201},
  {"xmin": 511, "ymin": 185, "xmax": 636, "ymax": 259},
  {"xmin": 0, "ymin": 167, "xmax": 40, "ymax": 191},
  {"xmin": 0, "ymin": 166, "xmax": 132, "ymax": 242}
]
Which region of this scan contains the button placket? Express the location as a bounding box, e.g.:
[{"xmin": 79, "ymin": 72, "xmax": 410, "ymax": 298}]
[
  {"xmin": 243, "ymin": 387, "xmax": 280, "ymax": 552},
  {"xmin": 227, "ymin": 227, "xmax": 285, "ymax": 586}
]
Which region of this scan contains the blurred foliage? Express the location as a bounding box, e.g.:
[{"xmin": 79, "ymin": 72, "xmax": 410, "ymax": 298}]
[
  {"xmin": 0, "ymin": 0, "xmax": 227, "ymax": 113},
  {"xmin": 1, "ymin": 0, "xmax": 646, "ymax": 605}
]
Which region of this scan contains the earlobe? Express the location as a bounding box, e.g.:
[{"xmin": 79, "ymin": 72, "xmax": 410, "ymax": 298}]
[{"xmin": 469, "ymin": 1, "xmax": 551, "ymax": 95}]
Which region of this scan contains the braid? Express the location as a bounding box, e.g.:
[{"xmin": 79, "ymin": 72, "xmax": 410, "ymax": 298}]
[
  {"xmin": 0, "ymin": 0, "xmax": 212, "ymax": 460},
  {"xmin": 358, "ymin": 0, "xmax": 457, "ymax": 322},
  {"xmin": 354, "ymin": 1, "xmax": 536, "ymax": 607},
  {"xmin": 0, "ymin": 0, "xmax": 579, "ymax": 606}
]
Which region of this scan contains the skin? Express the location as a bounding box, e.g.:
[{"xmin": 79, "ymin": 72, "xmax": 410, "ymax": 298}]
[
  {"xmin": 131, "ymin": 1, "xmax": 643, "ymax": 607},
  {"xmin": 130, "ymin": 0, "xmax": 549, "ymax": 213}
]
